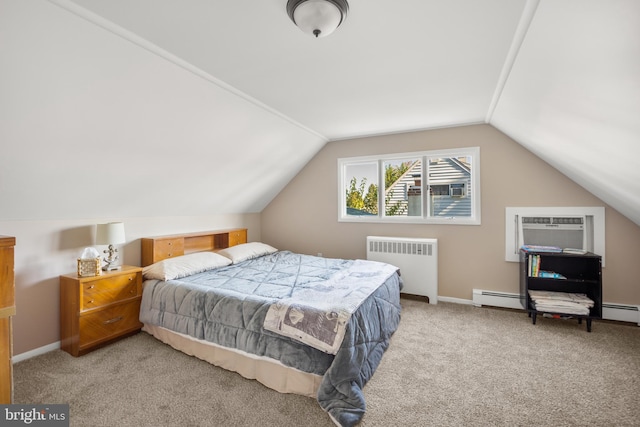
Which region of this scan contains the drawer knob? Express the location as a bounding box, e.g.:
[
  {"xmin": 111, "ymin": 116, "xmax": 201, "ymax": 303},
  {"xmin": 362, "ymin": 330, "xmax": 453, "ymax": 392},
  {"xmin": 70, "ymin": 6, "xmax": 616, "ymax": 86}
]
[
  {"xmin": 128, "ymin": 277, "xmax": 133, "ymax": 281},
  {"xmin": 88, "ymin": 300, "xmax": 95, "ymax": 304},
  {"xmin": 88, "ymin": 285, "xmax": 95, "ymax": 289}
]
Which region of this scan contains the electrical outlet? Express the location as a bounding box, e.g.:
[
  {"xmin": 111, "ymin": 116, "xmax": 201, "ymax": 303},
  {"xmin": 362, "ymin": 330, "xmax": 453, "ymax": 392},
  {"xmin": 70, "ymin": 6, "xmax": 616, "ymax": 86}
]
[{"xmin": 317, "ymin": 252, "xmax": 323, "ymax": 257}]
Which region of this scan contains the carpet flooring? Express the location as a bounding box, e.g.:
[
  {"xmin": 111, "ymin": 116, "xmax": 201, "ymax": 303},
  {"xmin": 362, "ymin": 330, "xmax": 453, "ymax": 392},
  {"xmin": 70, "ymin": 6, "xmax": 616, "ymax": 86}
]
[{"xmin": 13, "ymin": 300, "xmax": 640, "ymax": 426}]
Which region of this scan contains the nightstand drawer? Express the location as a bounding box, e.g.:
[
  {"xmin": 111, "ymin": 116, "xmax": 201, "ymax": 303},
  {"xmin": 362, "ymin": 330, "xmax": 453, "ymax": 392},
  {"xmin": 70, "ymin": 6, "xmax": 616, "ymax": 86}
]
[
  {"xmin": 78, "ymin": 300, "xmax": 141, "ymax": 349},
  {"xmin": 81, "ymin": 272, "xmax": 141, "ymax": 310}
]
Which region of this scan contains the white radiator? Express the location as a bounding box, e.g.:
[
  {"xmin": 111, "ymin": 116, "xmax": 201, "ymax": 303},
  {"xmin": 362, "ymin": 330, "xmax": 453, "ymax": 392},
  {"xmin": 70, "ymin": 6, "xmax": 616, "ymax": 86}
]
[{"xmin": 366, "ymin": 236, "xmax": 438, "ymax": 304}]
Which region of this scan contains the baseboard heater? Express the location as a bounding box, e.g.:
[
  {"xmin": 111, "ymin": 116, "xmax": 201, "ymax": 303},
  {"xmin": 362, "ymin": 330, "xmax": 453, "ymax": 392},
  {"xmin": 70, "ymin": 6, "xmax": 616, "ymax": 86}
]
[{"xmin": 472, "ymin": 289, "xmax": 640, "ymax": 326}]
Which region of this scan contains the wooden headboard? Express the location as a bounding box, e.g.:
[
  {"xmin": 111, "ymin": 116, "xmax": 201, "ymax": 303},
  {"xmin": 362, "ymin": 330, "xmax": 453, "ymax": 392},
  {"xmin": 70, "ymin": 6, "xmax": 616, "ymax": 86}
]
[{"xmin": 140, "ymin": 228, "xmax": 247, "ymax": 267}]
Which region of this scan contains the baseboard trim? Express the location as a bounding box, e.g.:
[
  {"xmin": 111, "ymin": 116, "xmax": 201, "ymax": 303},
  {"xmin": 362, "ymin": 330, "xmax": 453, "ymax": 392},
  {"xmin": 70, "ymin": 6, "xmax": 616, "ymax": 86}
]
[
  {"xmin": 438, "ymin": 296, "xmax": 473, "ymax": 305},
  {"xmin": 472, "ymin": 288, "xmax": 640, "ymax": 326},
  {"xmin": 13, "ymin": 341, "xmax": 60, "ymax": 364}
]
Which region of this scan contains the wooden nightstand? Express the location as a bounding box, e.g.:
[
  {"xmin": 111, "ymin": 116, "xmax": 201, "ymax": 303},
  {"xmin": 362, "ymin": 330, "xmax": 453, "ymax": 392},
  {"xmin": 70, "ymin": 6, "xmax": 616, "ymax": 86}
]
[{"xmin": 60, "ymin": 265, "xmax": 143, "ymax": 356}]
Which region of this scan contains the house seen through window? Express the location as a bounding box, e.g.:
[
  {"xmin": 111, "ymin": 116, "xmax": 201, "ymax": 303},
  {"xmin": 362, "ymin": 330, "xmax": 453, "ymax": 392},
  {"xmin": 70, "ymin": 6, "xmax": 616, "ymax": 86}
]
[{"xmin": 339, "ymin": 147, "xmax": 480, "ymax": 225}]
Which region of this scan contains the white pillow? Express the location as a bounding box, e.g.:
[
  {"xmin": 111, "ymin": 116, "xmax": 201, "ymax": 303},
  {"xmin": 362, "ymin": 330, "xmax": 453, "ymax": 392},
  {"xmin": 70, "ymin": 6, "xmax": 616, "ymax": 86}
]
[
  {"xmin": 217, "ymin": 242, "xmax": 278, "ymax": 264},
  {"xmin": 143, "ymin": 252, "xmax": 232, "ymax": 280}
]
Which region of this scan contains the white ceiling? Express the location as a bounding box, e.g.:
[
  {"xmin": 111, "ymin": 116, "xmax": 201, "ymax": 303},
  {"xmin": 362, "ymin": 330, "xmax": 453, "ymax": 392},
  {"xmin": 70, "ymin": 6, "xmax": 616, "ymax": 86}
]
[
  {"xmin": 65, "ymin": 0, "xmax": 527, "ymax": 140},
  {"xmin": 15, "ymin": 0, "xmax": 640, "ymax": 225}
]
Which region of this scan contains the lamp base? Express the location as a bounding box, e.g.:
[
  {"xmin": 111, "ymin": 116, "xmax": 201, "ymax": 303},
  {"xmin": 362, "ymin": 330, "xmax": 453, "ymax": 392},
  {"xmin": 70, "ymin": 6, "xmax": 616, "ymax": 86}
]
[{"xmin": 102, "ymin": 245, "xmax": 121, "ymax": 271}]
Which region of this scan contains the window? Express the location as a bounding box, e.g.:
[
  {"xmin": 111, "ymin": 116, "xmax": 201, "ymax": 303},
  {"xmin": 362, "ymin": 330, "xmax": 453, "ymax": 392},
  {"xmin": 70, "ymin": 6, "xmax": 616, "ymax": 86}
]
[{"xmin": 339, "ymin": 147, "xmax": 480, "ymax": 225}]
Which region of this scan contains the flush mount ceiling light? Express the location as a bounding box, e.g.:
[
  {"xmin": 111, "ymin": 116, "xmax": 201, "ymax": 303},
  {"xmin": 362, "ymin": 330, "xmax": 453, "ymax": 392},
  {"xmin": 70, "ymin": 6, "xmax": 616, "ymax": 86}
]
[{"xmin": 286, "ymin": 0, "xmax": 349, "ymax": 38}]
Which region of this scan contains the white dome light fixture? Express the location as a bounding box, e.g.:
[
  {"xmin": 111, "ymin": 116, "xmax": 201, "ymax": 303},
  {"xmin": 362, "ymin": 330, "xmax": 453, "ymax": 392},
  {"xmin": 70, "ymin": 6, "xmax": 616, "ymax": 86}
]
[{"xmin": 286, "ymin": 0, "xmax": 349, "ymax": 38}]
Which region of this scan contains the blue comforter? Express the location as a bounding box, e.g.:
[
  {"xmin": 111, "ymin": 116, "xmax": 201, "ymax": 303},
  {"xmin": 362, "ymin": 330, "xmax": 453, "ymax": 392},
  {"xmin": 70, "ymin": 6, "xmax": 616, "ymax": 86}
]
[{"xmin": 139, "ymin": 251, "xmax": 402, "ymax": 426}]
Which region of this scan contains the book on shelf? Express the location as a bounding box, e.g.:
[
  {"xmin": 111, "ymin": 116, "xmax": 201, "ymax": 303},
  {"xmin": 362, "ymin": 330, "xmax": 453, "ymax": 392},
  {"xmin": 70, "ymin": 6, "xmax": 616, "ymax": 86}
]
[
  {"xmin": 521, "ymin": 244, "xmax": 562, "ymax": 253},
  {"xmin": 529, "ymin": 254, "xmax": 539, "ymax": 277},
  {"xmin": 528, "ymin": 255, "xmax": 566, "ymax": 279},
  {"xmin": 537, "ymin": 270, "xmax": 566, "ymax": 279}
]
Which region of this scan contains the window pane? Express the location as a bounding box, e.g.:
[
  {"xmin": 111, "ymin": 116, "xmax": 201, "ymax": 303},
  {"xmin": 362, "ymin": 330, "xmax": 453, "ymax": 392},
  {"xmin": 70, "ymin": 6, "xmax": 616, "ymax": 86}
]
[
  {"xmin": 344, "ymin": 162, "xmax": 378, "ymax": 217},
  {"xmin": 427, "ymin": 156, "xmax": 472, "ymax": 218},
  {"xmin": 383, "ymin": 158, "xmax": 422, "ymax": 217}
]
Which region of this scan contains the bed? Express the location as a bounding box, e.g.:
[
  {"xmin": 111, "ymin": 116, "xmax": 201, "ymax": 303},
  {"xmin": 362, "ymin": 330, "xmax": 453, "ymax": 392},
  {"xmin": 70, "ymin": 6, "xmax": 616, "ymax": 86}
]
[{"xmin": 139, "ymin": 229, "xmax": 402, "ymax": 426}]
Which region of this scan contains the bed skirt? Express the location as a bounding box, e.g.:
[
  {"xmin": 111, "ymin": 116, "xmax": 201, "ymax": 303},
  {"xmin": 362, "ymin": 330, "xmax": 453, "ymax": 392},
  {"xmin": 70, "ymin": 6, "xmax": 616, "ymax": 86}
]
[{"xmin": 141, "ymin": 323, "xmax": 322, "ymax": 398}]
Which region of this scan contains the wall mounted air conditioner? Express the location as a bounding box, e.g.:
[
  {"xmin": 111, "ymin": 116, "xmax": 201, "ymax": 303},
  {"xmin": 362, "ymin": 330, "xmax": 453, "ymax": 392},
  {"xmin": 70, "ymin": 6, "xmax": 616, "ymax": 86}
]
[
  {"xmin": 505, "ymin": 207, "xmax": 605, "ymax": 265},
  {"xmin": 519, "ymin": 215, "xmax": 588, "ymax": 250}
]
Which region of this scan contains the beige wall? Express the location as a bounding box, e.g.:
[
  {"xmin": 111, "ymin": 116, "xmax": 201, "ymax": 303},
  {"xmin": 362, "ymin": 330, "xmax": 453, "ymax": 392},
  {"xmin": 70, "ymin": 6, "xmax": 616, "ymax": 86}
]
[
  {"xmin": 261, "ymin": 124, "xmax": 640, "ymax": 305},
  {"xmin": 4, "ymin": 214, "xmax": 261, "ymax": 356}
]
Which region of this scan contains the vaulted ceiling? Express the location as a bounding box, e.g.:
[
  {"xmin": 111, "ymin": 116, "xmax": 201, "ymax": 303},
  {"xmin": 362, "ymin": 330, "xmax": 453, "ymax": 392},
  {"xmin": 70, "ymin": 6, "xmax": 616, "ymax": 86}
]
[{"xmin": 3, "ymin": 0, "xmax": 639, "ymax": 226}]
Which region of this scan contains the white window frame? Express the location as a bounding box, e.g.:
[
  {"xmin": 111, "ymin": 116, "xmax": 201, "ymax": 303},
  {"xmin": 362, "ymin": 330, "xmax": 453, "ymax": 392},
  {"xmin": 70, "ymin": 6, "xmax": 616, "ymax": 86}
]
[{"xmin": 338, "ymin": 147, "xmax": 481, "ymax": 225}]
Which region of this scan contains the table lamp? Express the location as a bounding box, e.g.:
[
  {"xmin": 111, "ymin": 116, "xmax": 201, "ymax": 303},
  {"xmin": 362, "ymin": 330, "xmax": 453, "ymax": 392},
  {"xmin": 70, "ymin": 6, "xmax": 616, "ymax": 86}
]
[{"xmin": 96, "ymin": 222, "xmax": 126, "ymax": 271}]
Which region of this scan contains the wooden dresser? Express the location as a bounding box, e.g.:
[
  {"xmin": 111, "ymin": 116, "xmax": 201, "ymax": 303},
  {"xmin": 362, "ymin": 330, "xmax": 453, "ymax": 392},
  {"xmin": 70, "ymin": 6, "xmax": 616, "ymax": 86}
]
[
  {"xmin": 60, "ymin": 265, "xmax": 143, "ymax": 357},
  {"xmin": 141, "ymin": 228, "xmax": 247, "ymax": 266},
  {"xmin": 0, "ymin": 235, "xmax": 16, "ymax": 404}
]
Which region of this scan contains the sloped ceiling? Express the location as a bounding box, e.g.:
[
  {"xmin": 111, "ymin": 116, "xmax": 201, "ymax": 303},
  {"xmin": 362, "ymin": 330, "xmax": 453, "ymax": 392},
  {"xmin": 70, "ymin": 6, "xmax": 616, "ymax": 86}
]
[
  {"xmin": 2, "ymin": 0, "xmax": 639, "ymax": 226},
  {"xmin": 64, "ymin": 0, "xmax": 527, "ymax": 138}
]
